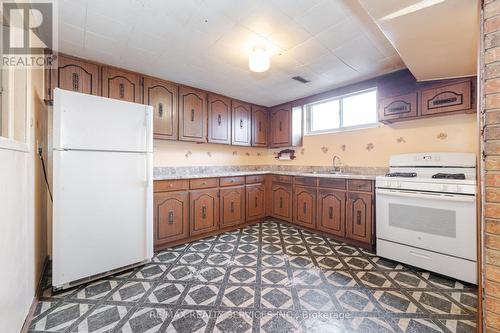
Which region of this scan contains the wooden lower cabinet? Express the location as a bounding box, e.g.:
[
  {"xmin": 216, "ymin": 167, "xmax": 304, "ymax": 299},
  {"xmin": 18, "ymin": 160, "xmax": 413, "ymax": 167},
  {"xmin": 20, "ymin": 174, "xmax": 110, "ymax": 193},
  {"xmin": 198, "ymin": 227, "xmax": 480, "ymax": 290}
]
[
  {"xmin": 190, "ymin": 189, "xmax": 219, "ymax": 236},
  {"xmin": 317, "ymin": 189, "xmax": 345, "ymax": 237},
  {"xmin": 246, "ymin": 183, "xmax": 266, "ymax": 220},
  {"xmin": 293, "ymin": 186, "xmax": 316, "ymax": 228},
  {"xmin": 220, "ymin": 186, "xmax": 245, "ymax": 228},
  {"xmin": 271, "ymin": 184, "xmax": 292, "ymax": 222},
  {"xmin": 154, "ymin": 191, "xmax": 189, "ymax": 248},
  {"xmin": 345, "ymin": 192, "xmax": 373, "ymax": 244}
]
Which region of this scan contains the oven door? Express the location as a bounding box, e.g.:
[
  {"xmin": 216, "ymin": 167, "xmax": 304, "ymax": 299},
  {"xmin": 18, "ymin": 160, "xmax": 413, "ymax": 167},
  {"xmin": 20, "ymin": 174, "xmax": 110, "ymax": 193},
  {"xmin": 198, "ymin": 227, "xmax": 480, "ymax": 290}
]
[{"xmin": 376, "ymin": 188, "xmax": 476, "ymax": 261}]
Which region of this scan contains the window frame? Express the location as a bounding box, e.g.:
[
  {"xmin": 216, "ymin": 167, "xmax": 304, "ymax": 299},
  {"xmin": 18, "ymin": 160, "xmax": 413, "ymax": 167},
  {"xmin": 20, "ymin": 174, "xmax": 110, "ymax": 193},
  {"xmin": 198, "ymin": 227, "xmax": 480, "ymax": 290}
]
[{"xmin": 305, "ymin": 87, "xmax": 379, "ymax": 135}]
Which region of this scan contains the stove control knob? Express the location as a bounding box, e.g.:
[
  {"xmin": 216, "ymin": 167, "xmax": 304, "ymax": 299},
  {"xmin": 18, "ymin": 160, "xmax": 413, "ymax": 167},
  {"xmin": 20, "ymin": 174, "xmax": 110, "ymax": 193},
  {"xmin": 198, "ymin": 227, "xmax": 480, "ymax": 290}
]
[
  {"xmin": 396, "ymin": 182, "xmax": 402, "ymax": 188},
  {"xmin": 387, "ymin": 182, "xmax": 393, "ymax": 188},
  {"xmin": 441, "ymin": 184, "xmax": 448, "ymax": 192},
  {"xmin": 455, "ymin": 186, "xmax": 462, "ymax": 193}
]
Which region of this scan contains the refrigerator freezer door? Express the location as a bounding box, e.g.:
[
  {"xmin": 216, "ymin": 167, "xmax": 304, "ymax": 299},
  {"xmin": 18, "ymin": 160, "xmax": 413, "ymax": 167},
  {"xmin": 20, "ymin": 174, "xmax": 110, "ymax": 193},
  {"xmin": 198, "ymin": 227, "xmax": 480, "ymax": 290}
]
[
  {"xmin": 53, "ymin": 88, "xmax": 152, "ymax": 152},
  {"xmin": 52, "ymin": 150, "xmax": 153, "ymax": 288}
]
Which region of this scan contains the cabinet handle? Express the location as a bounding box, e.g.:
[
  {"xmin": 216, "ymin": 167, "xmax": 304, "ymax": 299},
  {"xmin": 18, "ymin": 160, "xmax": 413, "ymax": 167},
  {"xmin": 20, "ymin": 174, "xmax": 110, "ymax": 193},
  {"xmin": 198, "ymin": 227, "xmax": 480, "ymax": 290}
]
[
  {"xmin": 217, "ymin": 114, "xmax": 222, "ymax": 125},
  {"xmin": 230, "ymin": 201, "xmax": 234, "ymax": 213},
  {"xmin": 279, "ymin": 121, "xmax": 282, "ymax": 131},
  {"xmin": 432, "ymin": 96, "xmax": 458, "ymax": 106},
  {"xmin": 279, "ymin": 197, "xmax": 283, "ymax": 209},
  {"xmin": 329, "ymin": 207, "xmax": 333, "ymax": 219},
  {"xmin": 255, "ymin": 197, "xmax": 258, "ymax": 208},
  {"xmin": 158, "ymin": 103, "xmax": 163, "ymax": 118},
  {"xmin": 202, "ymin": 205, "xmax": 207, "ymax": 219},
  {"xmin": 303, "ymin": 202, "xmax": 307, "ymax": 214},
  {"xmin": 258, "ymin": 121, "xmax": 262, "ymax": 132},
  {"xmin": 240, "ymin": 119, "xmax": 244, "ymax": 129},
  {"xmin": 72, "ymin": 73, "xmax": 79, "ymax": 91},
  {"xmin": 356, "ymin": 210, "xmax": 361, "ymax": 225},
  {"xmin": 191, "ymin": 109, "xmax": 195, "ymax": 121},
  {"xmin": 119, "ymin": 83, "xmax": 125, "ymax": 99},
  {"xmin": 168, "ymin": 210, "xmax": 174, "ymax": 225}
]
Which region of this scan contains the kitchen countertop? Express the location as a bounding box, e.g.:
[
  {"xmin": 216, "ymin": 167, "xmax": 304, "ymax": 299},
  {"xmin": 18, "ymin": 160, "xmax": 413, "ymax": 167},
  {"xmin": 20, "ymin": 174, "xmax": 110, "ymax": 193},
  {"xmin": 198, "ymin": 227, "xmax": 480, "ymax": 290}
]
[{"xmin": 154, "ymin": 170, "xmax": 379, "ymax": 181}]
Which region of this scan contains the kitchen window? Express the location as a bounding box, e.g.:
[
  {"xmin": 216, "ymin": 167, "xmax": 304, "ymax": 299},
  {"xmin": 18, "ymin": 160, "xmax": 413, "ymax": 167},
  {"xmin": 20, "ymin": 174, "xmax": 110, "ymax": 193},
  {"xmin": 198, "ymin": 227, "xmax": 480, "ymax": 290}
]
[{"xmin": 305, "ymin": 88, "xmax": 378, "ymax": 135}]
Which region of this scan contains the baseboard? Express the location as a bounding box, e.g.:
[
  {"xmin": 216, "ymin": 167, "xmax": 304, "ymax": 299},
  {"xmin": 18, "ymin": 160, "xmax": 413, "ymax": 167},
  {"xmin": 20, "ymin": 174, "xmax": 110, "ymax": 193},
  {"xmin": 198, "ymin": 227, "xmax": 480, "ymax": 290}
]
[{"xmin": 19, "ymin": 297, "xmax": 38, "ymax": 333}]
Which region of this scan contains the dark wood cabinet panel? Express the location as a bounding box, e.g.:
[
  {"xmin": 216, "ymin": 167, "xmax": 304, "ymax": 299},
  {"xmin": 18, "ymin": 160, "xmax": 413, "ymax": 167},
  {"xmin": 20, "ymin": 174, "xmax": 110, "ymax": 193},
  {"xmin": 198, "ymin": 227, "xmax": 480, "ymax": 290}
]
[
  {"xmin": 378, "ymin": 92, "xmax": 417, "ymax": 122},
  {"xmin": 179, "ymin": 86, "xmax": 207, "ymax": 142},
  {"xmin": 232, "ymin": 100, "xmax": 251, "ymax": 146},
  {"xmin": 345, "ymin": 192, "xmax": 373, "ymax": 245},
  {"xmin": 154, "ymin": 191, "xmax": 189, "ymax": 247},
  {"xmin": 190, "ymin": 189, "xmax": 219, "ymax": 236},
  {"xmin": 49, "ymin": 54, "xmax": 99, "ymax": 99},
  {"xmin": 220, "ymin": 186, "xmax": 245, "ymax": 228},
  {"xmin": 251, "ymin": 105, "xmax": 268, "ymax": 147},
  {"xmin": 421, "ymin": 80, "xmax": 472, "ymax": 116},
  {"xmin": 269, "ymin": 104, "xmax": 291, "ymax": 148},
  {"xmin": 317, "ymin": 189, "xmax": 345, "ymax": 237},
  {"xmin": 101, "ymin": 67, "xmax": 141, "ymax": 103},
  {"xmin": 293, "ymin": 186, "xmax": 316, "ymax": 228},
  {"xmin": 271, "ymin": 184, "xmax": 292, "ymax": 222},
  {"xmin": 208, "ymin": 94, "xmax": 231, "ymax": 144},
  {"xmin": 246, "ymin": 183, "xmax": 266, "ymax": 221},
  {"xmin": 143, "ymin": 77, "xmax": 178, "ymax": 140}
]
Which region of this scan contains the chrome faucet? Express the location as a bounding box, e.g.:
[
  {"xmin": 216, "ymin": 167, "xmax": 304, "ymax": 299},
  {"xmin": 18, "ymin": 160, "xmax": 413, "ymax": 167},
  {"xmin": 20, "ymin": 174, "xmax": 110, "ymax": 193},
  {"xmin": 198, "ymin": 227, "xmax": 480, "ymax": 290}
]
[{"xmin": 332, "ymin": 155, "xmax": 342, "ymax": 173}]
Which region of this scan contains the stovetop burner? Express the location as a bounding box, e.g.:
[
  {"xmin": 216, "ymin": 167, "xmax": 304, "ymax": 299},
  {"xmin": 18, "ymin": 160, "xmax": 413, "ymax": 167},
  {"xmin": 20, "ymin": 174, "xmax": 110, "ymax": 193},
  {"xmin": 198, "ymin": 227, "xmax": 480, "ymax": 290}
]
[
  {"xmin": 432, "ymin": 173, "xmax": 466, "ymax": 180},
  {"xmin": 385, "ymin": 172, "xmax": 417, "ymax": 178}
]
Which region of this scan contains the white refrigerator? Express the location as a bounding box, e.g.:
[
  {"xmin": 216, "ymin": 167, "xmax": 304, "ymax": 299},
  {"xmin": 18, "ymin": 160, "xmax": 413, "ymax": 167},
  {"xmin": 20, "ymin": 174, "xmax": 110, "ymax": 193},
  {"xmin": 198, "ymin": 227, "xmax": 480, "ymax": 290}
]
[{"xmin": 52, "ymin": 88, "xmax": 153, "ymax": 290}]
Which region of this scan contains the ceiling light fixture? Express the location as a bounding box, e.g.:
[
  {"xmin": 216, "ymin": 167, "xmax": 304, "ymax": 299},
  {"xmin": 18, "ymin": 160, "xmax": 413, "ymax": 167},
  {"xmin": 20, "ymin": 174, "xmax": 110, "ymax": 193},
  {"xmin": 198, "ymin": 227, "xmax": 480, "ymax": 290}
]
[
  {"xmin": 249, "ymin": 47, "xmax": 270, "ymax": 73},
  {"xmin": 379, "ymin": 0, "xmax": 446, "ymax": 21}
]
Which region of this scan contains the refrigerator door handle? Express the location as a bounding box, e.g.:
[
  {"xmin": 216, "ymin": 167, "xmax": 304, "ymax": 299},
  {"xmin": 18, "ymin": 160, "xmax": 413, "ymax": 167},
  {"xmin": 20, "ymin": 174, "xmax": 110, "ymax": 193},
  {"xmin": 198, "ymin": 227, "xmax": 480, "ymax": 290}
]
[
  {"xmin": 145, "ymin": 152, "xmax": 153, "ymax": 260},
  {"xmin": 144, "ymin": 106, "xmax": 153, "ymax": 153}
]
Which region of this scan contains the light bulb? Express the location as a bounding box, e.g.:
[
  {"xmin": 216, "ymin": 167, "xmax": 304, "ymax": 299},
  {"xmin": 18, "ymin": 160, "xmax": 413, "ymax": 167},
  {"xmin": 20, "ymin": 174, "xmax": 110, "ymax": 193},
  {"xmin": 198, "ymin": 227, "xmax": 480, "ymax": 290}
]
[{"xmin": 249, "ymin": 48, "xmax": 270, "ymax": 73}]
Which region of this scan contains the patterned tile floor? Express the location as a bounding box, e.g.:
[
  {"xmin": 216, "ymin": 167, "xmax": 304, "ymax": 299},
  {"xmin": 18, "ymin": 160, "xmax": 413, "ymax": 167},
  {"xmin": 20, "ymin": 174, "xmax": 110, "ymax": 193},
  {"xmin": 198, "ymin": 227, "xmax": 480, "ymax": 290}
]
[{"xmin": 28, "ymin": 220, "xmax": 477, "ymax": 333}]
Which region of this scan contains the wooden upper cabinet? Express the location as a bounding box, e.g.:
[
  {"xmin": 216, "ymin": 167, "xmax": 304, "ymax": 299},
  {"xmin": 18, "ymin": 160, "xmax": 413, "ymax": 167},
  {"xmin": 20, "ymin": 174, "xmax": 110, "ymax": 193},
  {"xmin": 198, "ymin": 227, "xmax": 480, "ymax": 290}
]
[
  {"xmin": 232, "ymin": 100, "xmax": 251, "ymax": 146},
  {"xmin": 220, "ymin": 186, "xmax": 245, "ymax": 228},
  {"xmin": 378, "ymin": 92, "xmax": 418, "ymax": 122},
  {"xmin": 271, "ymin": 184, "xmax": 292, "ymax": 222},
  {"xmin": 208, "ymin": 94, "xmax": 231, "ymax": 144},
  {"xmin": 317, "ymin": 189, "xmax": 345, "ymax": 237},
  {"xmin": 251, "ymin": 105, "xmax": 268, "ymax": 147},
  {"xmin": 101, "ymin": 67, "xmax": 141, "ymax": 103},
  {"xmin": 293, "ymin": 186, "xmax": 316, "ymax": 228},
  {"xmin": 270, "ymin": 103, "xmax": 291, "ymax": 148},
  {"xmin": 143, "ymin": 77, "xmax": 178, "ymax": 140},
  {"xmin": 154, "ymin": 191, "xmax": 189, "ymax": 248},
  {"xmin": 246, "ymin": 183, "xmax": 266, "ymax": 221},
  {"xmin": 421, "ymin": 80, "xmax": 472, "ymax": 116},
  {"xmin": 345, "ymin": 192, "xmax": 373, "ymax": 245},
  {"xmin": 48, "ymin": 54, "xmax": 99, "ymax": 100},
  {"xmin": 190, "ymin": 188, "xmax": 219, "ymax": 236},
  {"xmin": 179, "ymin": 86, "xmax": 207, "ymax": 142}
]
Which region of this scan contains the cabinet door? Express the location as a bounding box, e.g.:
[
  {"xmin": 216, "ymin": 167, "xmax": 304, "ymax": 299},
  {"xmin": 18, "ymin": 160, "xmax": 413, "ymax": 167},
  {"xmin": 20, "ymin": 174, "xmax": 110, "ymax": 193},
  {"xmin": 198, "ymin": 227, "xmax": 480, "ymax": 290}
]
[
  {"xmin": 252, "ymin": 105, "xmax": 268, "ymax": 147},
  {"xmin": 179, "ymin": 86, "xmax": 207, "ymax": 142},
  {"xmin": 154, "ymin": 191, "xmax": 189, "ymax": 247},
  {"xmin": 190, "ymin": 189, "xmax": 219, "ymax": 236},
  {"xmin": 345, "ymin": 192, "xmax": 373, "ymax": 244},
  {"xmin": 271, "ymin": 184, "xmax": 292, "ymax": 222},
  {"xmin": 49, "ymin": 55, "xmax": 100, "ymax": 99},
  {"xmin": 208, "ymin": 94, "xmax": 231, "ymax": 144},
  {"xmin": 317, "ymin": 189, "xmax": 345, "ymax": 237},
  {"xmin": 101, "ymin": 67, "xmax": 141, "ymax": 103},
  {"xmin": 220, "ymin": 186, "xmax": 245, "ymax": 228},
  {"xmin": 246, "ymin": 183, "xmax": 265, "ymax": 221},
  {"xmin": 293, "ymin": 186, "xmax": 316, "ymax": 228},
  {"xmin": 378, "ymin": 92, "xmax": 417, "ymax": 122},
  {"xmin": 421, "ymin": 80, "xmax": 472, "ymax": 116},
  {"xmin": 232, "ymin": 100, "xmax": 251, "ymax": 146},
  {"xmin": 144, "ymin": 77, "xmax": 178, "ymax": 140},
  {"xmin": 270, "ymin": 104, "xmax": 291, "ymax": 147}
]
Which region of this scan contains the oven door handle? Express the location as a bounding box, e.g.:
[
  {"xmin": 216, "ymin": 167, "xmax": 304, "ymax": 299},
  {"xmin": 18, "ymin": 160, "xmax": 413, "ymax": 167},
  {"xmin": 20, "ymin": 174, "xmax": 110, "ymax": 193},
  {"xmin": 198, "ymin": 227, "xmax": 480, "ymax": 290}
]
[{"xmin": 376, "ymin": 189, "xmax": 475, "ymax": 203}]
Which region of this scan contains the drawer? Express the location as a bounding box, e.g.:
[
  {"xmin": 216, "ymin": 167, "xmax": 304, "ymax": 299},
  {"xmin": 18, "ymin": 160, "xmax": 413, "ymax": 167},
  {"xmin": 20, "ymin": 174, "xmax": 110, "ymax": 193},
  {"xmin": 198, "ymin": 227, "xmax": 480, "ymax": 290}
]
[
  {"xmin": 294, "ymin": 176, "xmax": 317, "ymax": 187},
  {"xmin": 318, "ymin": 178, "xmax": 346, "ymax": 190},
  {"xmin": 348, "ymin": 179, "xmax": 373, "ymax": 192},
  {"xmin": 220, "ymin": 176, "xmax": 245, "ymax": 187},
  {"xmin": 246, "ymin": 174, "xmax": 265, "ymax": 184},
  {"xmin": 154, "ymin": 179, "xmax": 189, "ymax": 192},
  {"xmin": 190, "ymin": 178, "xmax": 219, "ymax": 189},
  {"xmin": 272, "ymin": 175, "xmax": 293, "ymax": 184}
]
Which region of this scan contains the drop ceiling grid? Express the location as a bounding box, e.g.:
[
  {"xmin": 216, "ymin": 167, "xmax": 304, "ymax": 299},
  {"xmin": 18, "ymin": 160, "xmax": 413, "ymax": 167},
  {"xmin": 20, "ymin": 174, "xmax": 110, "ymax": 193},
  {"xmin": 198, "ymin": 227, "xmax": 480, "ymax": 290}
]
[{"xmin": 58, "ymin": 0, "xmax": 405, "ymax": 106}]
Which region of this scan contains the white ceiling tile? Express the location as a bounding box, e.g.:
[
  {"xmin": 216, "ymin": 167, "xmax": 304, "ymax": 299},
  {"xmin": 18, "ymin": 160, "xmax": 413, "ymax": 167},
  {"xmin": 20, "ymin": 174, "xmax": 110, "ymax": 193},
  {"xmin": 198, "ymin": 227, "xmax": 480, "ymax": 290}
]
[
  {"xmin": 268, "ymin": 22, "xmax": 312, "ymax": 51},
  {"xmin": 59, "ymin": 23, "xmax": 85, "ymax": 47},
  {"xmin": 268, "ymin": 0, "xmax": 323, "ymax": 19},
  {"xmin": 316, "ymin": 19, "xmax": 363, "ymax": 52},
  {"xmin": 239, "ymin": 5, "xmax": 292, "ymax": 37},
  {"xmin": 86, "ymin": 0, "xmax": 144, "ymax": 23},
  {"xmin": 84, "ymin": 30, "xmax": 127, "ymax": 56},
  {"xmin": 305, "ymin": 53, "xmax": 349, "ymax": 75},
  {"xmin": 286, "ymin": 37, "xmax": 330, "ymax": 66},
  {"xmin": 85, "ymin": 11, "xmax": 134, "ymax": 43},
  {"xmin": 58, "ymin": 0, "xmax": 87, "ymax": 28},
  {"xmin": 333, "ymin": 35, "xmax": 386, "ymax": 72},
  {"xmin": 293, "ymin": 0, "xmax": 350, "ymax": 35}
]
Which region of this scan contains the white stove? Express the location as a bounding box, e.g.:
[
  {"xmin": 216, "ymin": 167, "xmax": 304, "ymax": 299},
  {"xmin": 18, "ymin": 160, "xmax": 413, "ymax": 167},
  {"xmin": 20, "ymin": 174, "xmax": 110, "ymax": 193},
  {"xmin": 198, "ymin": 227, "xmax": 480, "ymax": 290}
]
[{"xmin": 375, "ymin": 152, "xmax": 477, "ymax": 284}]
